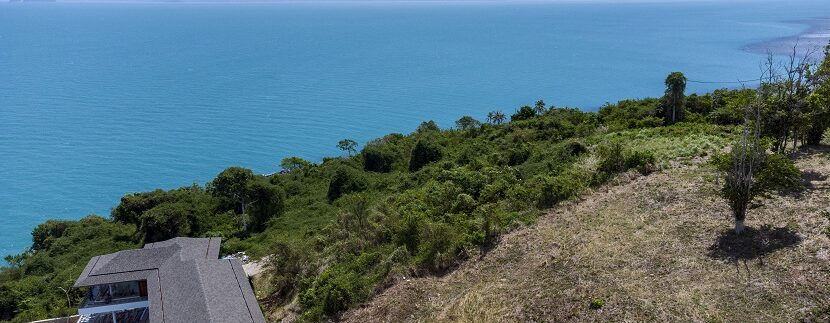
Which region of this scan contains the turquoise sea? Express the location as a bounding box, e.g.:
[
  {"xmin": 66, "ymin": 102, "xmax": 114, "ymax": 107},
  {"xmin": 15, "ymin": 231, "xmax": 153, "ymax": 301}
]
[{"xmin": 1, "ymin": 0, "xmax": 829, "ymax": 257}]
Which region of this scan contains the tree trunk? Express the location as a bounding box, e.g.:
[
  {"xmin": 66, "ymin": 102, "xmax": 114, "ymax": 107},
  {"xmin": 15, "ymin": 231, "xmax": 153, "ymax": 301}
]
[{"xmin": 734, "ymin": 219, "xmax": 745, "ymax": 234}]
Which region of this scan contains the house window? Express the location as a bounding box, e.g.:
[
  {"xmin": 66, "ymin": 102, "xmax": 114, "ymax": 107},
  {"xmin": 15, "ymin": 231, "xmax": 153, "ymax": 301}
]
[
  {"xmin": 86, "ymin": 281, "xmax": 145, "ymax": 304},
  {"xmin": 110, "ymin": 281, "xmax": 140, "ymax": 300}
]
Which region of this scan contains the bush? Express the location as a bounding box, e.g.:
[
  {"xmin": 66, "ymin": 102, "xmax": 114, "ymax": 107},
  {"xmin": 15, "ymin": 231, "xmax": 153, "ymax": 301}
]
[
  {"xmin": 362, "ymin": 144, "xmax": 398, "ymax": 173},
  {"xmin": 597, "ymin": 142, "xmax": 655, "ymax": 175},
  {"xmin": 416, "ymin": 222, "xmax": 458, "ymax": 271},
  {"xmin": 754, "ymin": 153, "xmax": 803, "ymax": 195},
  {"xmin": 409, "ymin": 139, "xmax": 443, "ymax": 172},
  {"xmin": 597, "ymin": 142, "xmax": 626, "ymax": 173},
  {"xmin": 507, "ymin": 145, "xmax": 531, "ymax": 166},
  {"xmin": 624, "ymin": 150, "xmax": 657, "ymax": 174},
  {"xmin": 537, "ymin": 171, "xmax": 585, "ymax": 208},
  {"xmin": 268, "ymin": 241, "xmax": 313, "ymax": 301},
  {"xmin": 590, "ymin": 298, "xmax": 605, "ymax": 309},
  {"xmin": 327, "ymin": 166, "xmax": 368, "ymax": 202}
]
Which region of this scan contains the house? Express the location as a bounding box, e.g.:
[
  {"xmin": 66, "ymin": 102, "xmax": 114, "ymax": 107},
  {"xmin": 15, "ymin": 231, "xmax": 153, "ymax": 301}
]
[{"xmin": 72, "ymin": 237, "xmax": 266, "ymax": 323}]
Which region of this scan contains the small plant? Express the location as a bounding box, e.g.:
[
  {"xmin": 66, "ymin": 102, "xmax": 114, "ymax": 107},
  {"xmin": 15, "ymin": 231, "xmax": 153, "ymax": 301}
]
[{"xmin": 589, "ymin": 298, "xmax": 605, "ymax": 309}]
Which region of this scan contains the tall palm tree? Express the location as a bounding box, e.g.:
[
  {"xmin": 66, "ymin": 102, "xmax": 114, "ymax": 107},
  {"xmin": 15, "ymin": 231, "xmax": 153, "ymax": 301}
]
[{"xmin": 664, "ymin": 72, "xmax": 687, "ymax": 124}]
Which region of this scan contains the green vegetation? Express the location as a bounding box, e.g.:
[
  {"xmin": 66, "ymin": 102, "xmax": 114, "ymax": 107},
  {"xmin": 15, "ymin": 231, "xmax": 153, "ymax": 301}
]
[{"xmin": 3, "ymin": 46, "xmax": 830, "ymax": 322}]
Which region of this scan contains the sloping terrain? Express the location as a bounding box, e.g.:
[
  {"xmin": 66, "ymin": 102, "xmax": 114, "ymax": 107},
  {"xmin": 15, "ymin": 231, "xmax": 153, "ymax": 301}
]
[{"xmin": 344, "ymin": 148, "xmax": 830, "ymax": 322}]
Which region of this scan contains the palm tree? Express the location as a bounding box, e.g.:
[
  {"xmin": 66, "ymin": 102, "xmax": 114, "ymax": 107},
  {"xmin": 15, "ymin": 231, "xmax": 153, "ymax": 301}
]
[
  {"xmin": 487, "ymin": 110, "xmax": 506, "ymax": 125},
  {"xmin": 664, "ymin": 72, "xmax": 687, "ymax": 124}
]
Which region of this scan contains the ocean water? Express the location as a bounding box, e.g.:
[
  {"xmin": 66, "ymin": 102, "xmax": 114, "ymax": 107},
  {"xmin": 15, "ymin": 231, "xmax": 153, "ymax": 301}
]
[{"xmin": 1, "ymin": 0, "xmax": 829, "ymax": 257}]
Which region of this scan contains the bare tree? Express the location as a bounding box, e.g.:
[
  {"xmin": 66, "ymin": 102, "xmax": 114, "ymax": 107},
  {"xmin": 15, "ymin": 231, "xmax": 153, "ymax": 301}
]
[{"xmin": 723, "ymin": 103, "xmax": 764, "ymax": 234}]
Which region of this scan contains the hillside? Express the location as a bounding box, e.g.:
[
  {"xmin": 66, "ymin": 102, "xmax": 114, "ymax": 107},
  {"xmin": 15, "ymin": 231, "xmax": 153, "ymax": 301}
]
[
  {"xmin": 344, "ymin": 148, "xmax": 830, "ymax": 322},
  {"xmin": 3, "ymin": 49, "xmax": 830, "ymax": 322}
]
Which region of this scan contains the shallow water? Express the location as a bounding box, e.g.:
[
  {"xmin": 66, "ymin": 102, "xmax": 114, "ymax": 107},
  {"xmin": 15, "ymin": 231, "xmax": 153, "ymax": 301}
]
[{"xmin": 1, "ymin": 0, "xmax": 828, "ymax": 256}]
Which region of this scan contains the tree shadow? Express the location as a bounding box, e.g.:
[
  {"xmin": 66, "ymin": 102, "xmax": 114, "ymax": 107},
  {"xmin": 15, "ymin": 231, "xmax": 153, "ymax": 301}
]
[
  {"xmin": 802, "ymin": 170, "xmax": 829, "ymax": 190},
  {"xmin": 707, "ymin": 225, "xmax": 802, "ymax": 262}
]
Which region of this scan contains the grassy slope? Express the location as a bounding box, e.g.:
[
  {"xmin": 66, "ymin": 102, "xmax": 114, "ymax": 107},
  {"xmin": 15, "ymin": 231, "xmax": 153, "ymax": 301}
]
[{"xmin": 343, "ymin": 147, "xmax": 830, "ymax": 322}]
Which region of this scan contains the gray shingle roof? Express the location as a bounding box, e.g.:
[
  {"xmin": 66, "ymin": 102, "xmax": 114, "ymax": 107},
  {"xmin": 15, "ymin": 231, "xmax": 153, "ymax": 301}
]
[{"xmin": 74, "ymin": 237, "xmax": 265, "ymax": 323}]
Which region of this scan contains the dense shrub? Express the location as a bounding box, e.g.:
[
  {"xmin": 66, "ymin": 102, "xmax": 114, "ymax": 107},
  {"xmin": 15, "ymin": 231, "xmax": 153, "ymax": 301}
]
[
  {"xmin": 537, "ymin": 170, "xmax": 586, "ymax": 208},
  {"xmin": 246, "ymin": 180, "xmax": 286, "ymax": 232},
  {"xmin": 327, "ymin": 166, "xmax": 368, "ymax": 202},
  {"xmin": 507, "ymin": 145, "xmax": 532, "ymax": 166},
  {"xmin": 409, "ymin": 138, "xmax": 443, "ymax": 172},
  {"xmin": 362, "ymin": 144, "xmax": 398, "ymax": 173},
  {"xmin": 268, "ymin": 241, "xmax": 313, "ymax": 301},
  {"xmin": 511, "ymin": 106, "xmax": 536, "ymax": 121},
  {"xmin": 31, "ymin": 220, "xmax": 71, "ymax": 251}
]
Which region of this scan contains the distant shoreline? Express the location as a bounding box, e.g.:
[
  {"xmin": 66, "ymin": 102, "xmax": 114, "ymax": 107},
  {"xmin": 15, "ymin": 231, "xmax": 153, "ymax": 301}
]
[{"xmin": 744, "ymin": 17, "xmax": 830, "ymax": 58}]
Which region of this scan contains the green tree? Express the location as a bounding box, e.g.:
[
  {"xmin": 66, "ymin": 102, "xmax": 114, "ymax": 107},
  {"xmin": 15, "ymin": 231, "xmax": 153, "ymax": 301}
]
[
  {"xmin": 409, "ymin": 138, "xmax": 443, "ymax": 172},
  {"xmin": 511, "ymin": 106, "xmax": 536, "ymax": 121},
  {"xmin": 664, "ymin": 72, "xmax": 687, "ymax": 124},
  {"xmin": 280, "ymin": 156, "xmax": 312, "ymax": 173},
  {"xmin": 0, "ymin": 285, "xmax": 20, "ymax": 321},
  {"xmin": 208, "ymin": 167, "xmax": 255, "ymax": 214},
  {"xmin": 246, "ymin": 180, "xmax": 286, "ymax": 232},
  {"xmin": 455, "ymin": 116, "xmax": 481, "ymax": 130},
  {"xmin": 139, "ymin": 202, "xmax": 193, "ymax": 242},
  {"xmin": 337, "ymin": 139, "xmax": 358, "ymax": 156},
  {"xmin": 416, "ymin": 120, "xmax": 440, "ymax": 133},
  {"xmin": 361, "ymin": 144, "xmax": 398, "ymax": 173},
  {"xmin": 807, "ymin": 43, "xmax": 830, "ymax": 145},
  {"xmin": 327, "ymin": 166, "xmax": 368, "ymax": 202},
  {"xmin": 111, "ymin": 189, "xmax": 174, "ymax": 225},
  {"xmin": 534, "ymin": 99, "xmax": 547, "ymax": 114}
]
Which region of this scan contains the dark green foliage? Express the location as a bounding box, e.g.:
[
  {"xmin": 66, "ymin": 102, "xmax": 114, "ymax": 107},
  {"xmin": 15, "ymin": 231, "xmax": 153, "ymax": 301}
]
[
  {"xmin": 112, "ymin": 189, "xmax": 174, "ymax": 225},
  {"xmin": 663, "ymin": 71, "xmax": 687, "ymax": 124},
  {"xmin": 507, "ymin": 145, "xmax": 531, "ymax": 166},
  {"xmin": 140, "ymin": 202, "xmax": 193, "ymax": 243},
  {"xmin": 31, "ymin": 220, "xmax": 71, "ymax": 251},
  {"xmin": 280, "ymin": 156, "xmax": 312, "ymax": 173},
  {"xmin": 455, "ymin": 116, "xmax": 482, "ymax": 130},
  {"xmin": 416, "ymin": 120, "xmax": 440, "ymax": 133},
  {"xmin": 362, "ymin": 144, "xmax": 398, "ymax": 173},
  {"xmin": 337, "ymin": 139, "xmax": 358, "ymax": 156},
  {"xmin": 327, "ymin": 166, "xmax": 368, "ymax": 202},
  {"xmin": 598, "ymin": 98, "xmax": 662, "ymax": 130},
  {"xmin": 208, "ymin": 166, "xmax": 255, "ymax": 214},
  {"xmin": 0, "ymin": 285, "xmax": 19, "ymax": 321},
  {"xmin": 511, "ymin": 105, "xmax": 536, "ymax": 121},
  {"xmin": 246, "ymin": 180, "xmax": 286, "ymax": 232},
  {"xmin": 409, "ymin": 138, "xmax": 443, "ymax": 172}
]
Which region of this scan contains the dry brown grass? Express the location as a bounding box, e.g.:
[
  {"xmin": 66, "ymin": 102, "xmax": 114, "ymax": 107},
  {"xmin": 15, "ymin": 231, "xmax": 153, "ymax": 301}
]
[{"xmin": 343, "ymin": 147, "xmax": 830, "ymax": 322}]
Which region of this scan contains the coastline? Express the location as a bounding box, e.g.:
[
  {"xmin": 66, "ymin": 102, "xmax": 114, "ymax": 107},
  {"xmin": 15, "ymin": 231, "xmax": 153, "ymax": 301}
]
[{"xmin": 744, "ymin": 17, "xmax": 830, "ymax": 57}]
